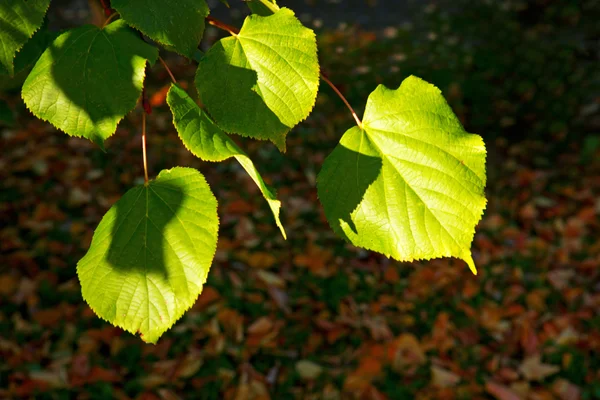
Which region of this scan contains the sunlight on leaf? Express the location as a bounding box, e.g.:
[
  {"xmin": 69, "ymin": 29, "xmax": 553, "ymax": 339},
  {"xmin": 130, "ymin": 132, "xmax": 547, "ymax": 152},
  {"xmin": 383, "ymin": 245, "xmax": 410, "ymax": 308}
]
[
  {"xmin": 77, "ymin": 167, "xmax": 219, "ymax": 343},
  {"xmin": 318, "ymin": 76, "xmax": 487, "ymax": 274},
  {"xmin": 167, "ymin": 84, "xmax": 286, "ymax": 239}
]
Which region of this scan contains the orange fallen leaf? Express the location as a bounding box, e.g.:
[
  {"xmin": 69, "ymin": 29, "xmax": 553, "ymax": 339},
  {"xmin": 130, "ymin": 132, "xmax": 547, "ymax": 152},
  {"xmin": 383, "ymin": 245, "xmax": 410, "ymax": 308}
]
[
  {"xmin": 485, "ymin": 381, "xmax": 521, "ymax": 400},
  {"xmin": 247, "ymin": 317, "xmax": 274, "ymax": 336}
]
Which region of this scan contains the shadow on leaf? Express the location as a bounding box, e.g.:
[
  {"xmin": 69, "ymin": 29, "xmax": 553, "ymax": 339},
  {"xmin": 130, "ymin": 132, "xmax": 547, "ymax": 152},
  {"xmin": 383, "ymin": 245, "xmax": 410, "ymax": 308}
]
[
  {"xmin": 196, "ymin": 39, "xmax": 289, "ymax": 151},
  {"xmin": 317, "ymin": 134, "xmax": 382, "ymax": 239}
]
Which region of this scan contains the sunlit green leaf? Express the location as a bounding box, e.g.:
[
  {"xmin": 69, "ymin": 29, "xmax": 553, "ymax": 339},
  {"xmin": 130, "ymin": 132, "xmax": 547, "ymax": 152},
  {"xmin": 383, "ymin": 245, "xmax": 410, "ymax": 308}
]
[
  {"xmin": 22, "ymin": 21, "xmax": 158, "ymax": 147},
  {"xmin": 77, "ymin": 167, "xmax": 219, "ymax": 343},
  {"xmin": 196, "ymin": 7, "xmax": 319, "ymax": 151},
  {"xmin": 318, "ymin": 76, "xmax": 487, "ymax": 274}
]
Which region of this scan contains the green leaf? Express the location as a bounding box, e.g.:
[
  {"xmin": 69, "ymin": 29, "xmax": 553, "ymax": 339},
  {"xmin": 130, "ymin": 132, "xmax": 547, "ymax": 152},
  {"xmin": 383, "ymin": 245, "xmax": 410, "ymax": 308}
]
[
  {"xmin": 22, "ymin": 21, "xmax": 158, "ymax": 147},
  {"xmin": 246, "ymin": 0, "xmax": 279, "ymax": 16},
  {"xmin": 111, "ymin": 0, "xmax": 209, "ymax": 58},
  {"xmin": 167, "ymin": 84, "xmax": 286, "ymax": 239},
  {"xmin": 0, "ymin": 26, "xmax": 58, "ymax": 91},
  {"xmin": 196, "ymin": 7, "xmax": 319, "ymax": 151},
  {"xmin": 77, "ymin": 167, "xmax": 219, "ymax": 343},
  {"xmin": 317, "ymin": 76, "xmax": 487, "ymax": 274},
  {"xmin": 0, "ymin": 0, "xmax": 51, "ymax": 76}
]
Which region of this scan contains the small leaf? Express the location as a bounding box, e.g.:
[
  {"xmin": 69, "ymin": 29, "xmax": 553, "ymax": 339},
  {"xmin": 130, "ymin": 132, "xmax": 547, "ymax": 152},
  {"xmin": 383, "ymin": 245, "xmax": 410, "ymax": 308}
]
[
  {"xmin": 167, "ymin": 84, "xmax": 286, "ymax": 239},
  {"xmin": 77, "ymin": 167, "xmax": 219, "ymax": 343},
  {"xmin": 317, "ymin": 76, "xmax": 486, "ymax": 274},
  {"xmin": 22, "ymin": 21, "xmax": 158, "ymax": 147},
  {"xmin": 0, "ymin": 0, "xmax": 51, "ymax": 76},
  {"xmin": 196, "ymin": 7, "xmax": 319, "ymax": 151},
  {"xmin": 111, "ymin": 0, "xmax": 209, "ymax": 58}
]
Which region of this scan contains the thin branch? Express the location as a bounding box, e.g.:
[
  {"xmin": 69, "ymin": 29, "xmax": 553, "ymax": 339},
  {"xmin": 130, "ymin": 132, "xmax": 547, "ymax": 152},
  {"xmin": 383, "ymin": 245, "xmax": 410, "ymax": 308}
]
[
  {"xmin": 142, "ymin": 112, "xmax": 149, "ymax": 184},
  {"xmin": 320, "ymin": 73, "xmax": 363, "ymax": 128},
  {"xmin": 102, "ymin": 12, "xmax": 118, "ymax": 28},
  {"xmin": 158, "ymin": 56, "xmax": 177, "ymax": 84},
  {"xmin": 206, "ymin": 16, "xmax": 239, "ymax": 35}
]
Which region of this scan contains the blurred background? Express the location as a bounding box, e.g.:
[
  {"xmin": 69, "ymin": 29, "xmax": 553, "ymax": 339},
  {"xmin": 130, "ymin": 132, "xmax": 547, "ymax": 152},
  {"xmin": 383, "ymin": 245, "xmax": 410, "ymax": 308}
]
[{"xmin": 1, "ymin": 0, "xmax": 599, "ymax": 399}]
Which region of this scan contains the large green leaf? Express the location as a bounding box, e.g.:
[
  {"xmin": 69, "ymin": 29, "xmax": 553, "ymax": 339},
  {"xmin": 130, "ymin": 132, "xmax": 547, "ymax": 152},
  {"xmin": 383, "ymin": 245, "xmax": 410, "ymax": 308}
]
[
  {"xmin": 22, "ymin": 21, "xmax": 158, "ymax": 147},
  {"xmin": 167, "ymin": 84, "xmax": 286, "ymax": 239},
  {"xmin": 196, "ymin": 7, "xmax": 319, "ymax": 152},
  {"xmin": 0, "ymin": 0, "xmax": 51, "ymax": 76},
  {"xmin": 317, "ymin": 76, "xmax": 487, "ymax": 274},
  {"xmin": 111, "ymin": 0, "xmax": 209, "ymax": 58},
  {"xmin": 77, "ymin": 167, "xmax": 219, "ymax": 343}
]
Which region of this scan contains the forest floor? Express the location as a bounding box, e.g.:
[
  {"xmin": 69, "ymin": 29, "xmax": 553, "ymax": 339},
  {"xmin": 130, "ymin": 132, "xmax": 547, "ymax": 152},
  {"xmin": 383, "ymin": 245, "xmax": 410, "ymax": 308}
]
[{"xmin": 1, "ymin": 1, "xmax": 599, "ymax": 399}]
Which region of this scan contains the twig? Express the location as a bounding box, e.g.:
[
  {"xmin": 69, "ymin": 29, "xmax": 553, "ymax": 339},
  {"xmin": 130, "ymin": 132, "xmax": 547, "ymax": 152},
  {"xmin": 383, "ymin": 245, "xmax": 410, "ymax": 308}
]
[
  {"xmin": 142, "ymin": 112, "xmax": 149, "ymax": 184},
  {"xmin": 320, "ymin": 73, "xmax": 363, "ymax": 128},
  {"xmin": 206, "ymin": 16, "xmax": 239, "ymax": 35},
  {"xmin": 158, "ymin": 56, "xmax": 177, "ymax": 84},
  {"xmin": 102, "ymin": 12, "xmax": 118, "ymax": 28}
]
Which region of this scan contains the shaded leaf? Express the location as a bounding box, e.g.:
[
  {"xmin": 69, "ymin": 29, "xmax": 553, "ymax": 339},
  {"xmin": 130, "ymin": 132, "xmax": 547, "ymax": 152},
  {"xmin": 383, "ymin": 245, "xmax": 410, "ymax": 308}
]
[
  {"xmin": 0, "ymin": 0, "xmax": 51, "ymax": 76},
  {"xmin": 196, "ymin": 8, "xmax": 319, "ymax": 151},
  {"xmin": 22, "ymin": 21, "xmax": 158, "ymax": 147},
  {"xmin": 111, "ymin": 0, "xmax": 209, "ymax": 57},
  {"xmin": 77, "ymin": 167, "xmax": 219, "ymax": 343}
]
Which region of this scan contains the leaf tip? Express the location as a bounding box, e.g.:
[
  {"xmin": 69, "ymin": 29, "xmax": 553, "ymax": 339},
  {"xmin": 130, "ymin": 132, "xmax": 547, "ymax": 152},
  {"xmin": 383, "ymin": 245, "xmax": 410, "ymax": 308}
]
[{"xmin": 463, "ymin": 253, "xmax": 478, "ymax": 276}]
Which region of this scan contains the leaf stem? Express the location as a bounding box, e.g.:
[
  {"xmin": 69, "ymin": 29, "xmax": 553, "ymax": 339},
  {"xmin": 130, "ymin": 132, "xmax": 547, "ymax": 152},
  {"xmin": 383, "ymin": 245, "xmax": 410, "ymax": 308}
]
[
  {"xmin": 206, "ymin": 16, "xmax": 239, "ymax": 35},
  {"xmin": 102, "ymin": 12, "xmax": 119, "ymax": 28},
  {"xmin": 158, "ymin": 56, "xmax": 177, "ymax": 84},
  {"xmin": 320, "ymin": 73, "xmax": 363, "ymax": 128},
  {"xmin": 142, "ymin": 111, "xmax": 149, "ymax": 184}
]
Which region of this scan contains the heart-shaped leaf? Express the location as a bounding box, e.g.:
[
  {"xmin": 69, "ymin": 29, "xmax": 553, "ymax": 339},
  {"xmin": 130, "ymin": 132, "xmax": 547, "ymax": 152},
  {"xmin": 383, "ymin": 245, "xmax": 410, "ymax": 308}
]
[
  {"xmin": 196, "ymin": 8, "xmax": 319, "ymax": 151},
  {"xmin": 318, "ymin": 76, "xmax": 487, "ymax": 273},
  {"xmin": 77, "ymin": 167, "xmax": 219, "ymax": 343},
  {"xmin": 22, "ymin": 21, "xmax": 158, "ymax": 147}
]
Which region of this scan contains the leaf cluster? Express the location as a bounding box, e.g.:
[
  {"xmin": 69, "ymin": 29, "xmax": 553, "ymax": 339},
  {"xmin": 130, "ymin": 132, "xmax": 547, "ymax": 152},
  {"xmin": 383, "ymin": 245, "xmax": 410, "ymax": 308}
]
[{"xmin": 1, "ymin": 0, "xmax": 487, "ymax": 342}]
